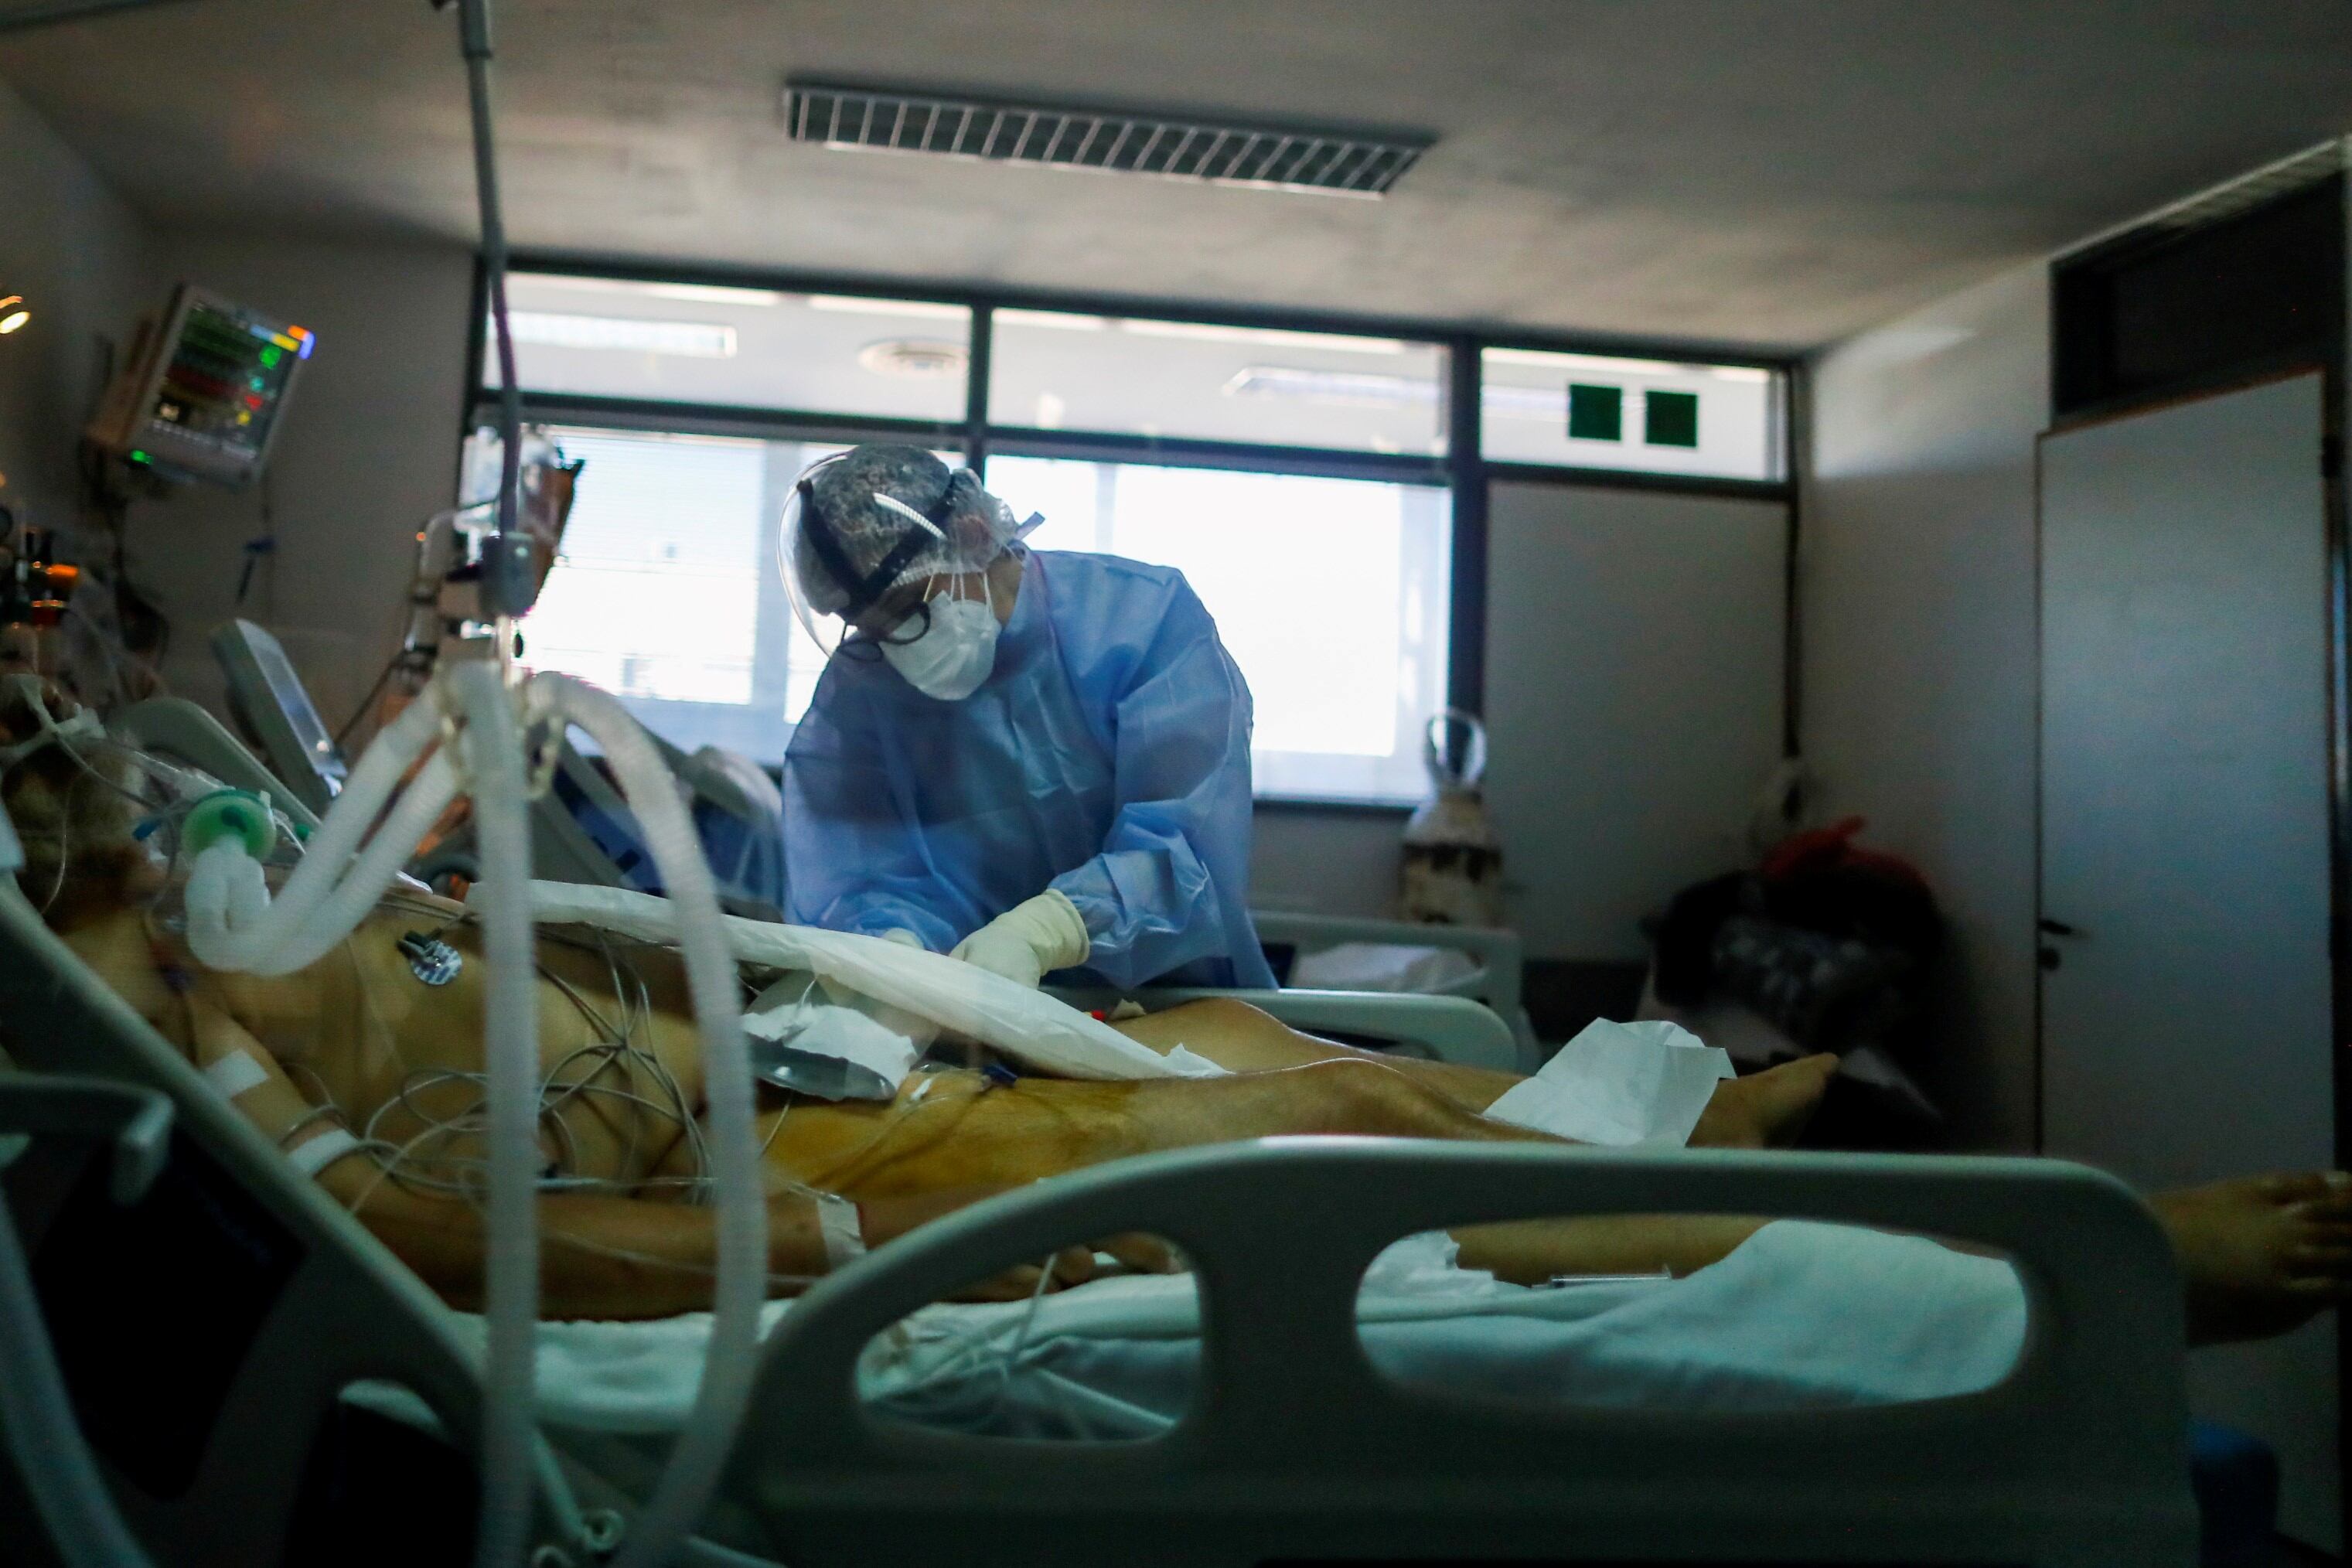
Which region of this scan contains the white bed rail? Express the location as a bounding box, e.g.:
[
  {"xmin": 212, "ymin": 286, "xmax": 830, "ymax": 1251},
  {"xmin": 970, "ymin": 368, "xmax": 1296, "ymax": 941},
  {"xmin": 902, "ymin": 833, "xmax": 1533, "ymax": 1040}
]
[
  {"xmin": 725, "ymin": 1139, "xmax": 2193, "ymax": 1567},
  {"xmin": 1251, "ymin": 910, "xmax": 1539, "ymax": 1069},
  {"xmin": 0, "ymin": 878, "xmax": 527, "ymax": 1566}
]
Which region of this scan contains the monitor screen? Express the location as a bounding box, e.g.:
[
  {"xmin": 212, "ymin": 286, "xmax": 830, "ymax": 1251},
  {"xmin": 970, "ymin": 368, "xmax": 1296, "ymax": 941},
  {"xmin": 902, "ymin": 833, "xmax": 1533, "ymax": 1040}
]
[{"xmin": 111, "ymin": 289, "xmax": 313, "ymax": 486}]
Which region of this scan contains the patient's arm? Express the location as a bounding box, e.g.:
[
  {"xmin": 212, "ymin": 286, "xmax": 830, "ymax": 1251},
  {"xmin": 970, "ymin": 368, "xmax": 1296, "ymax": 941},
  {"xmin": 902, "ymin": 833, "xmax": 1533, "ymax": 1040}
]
[{"xmin": 1106, "ymin": 997, "xmax": 1839, "ymax": 1150}]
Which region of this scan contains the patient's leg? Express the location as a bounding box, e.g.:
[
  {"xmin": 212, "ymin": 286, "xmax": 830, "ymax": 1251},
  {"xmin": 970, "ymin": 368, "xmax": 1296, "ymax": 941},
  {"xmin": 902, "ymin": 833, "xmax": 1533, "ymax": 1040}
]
[
  {"xmin": 1106, "ymin": 997, "xmax": 1838, "ymax": 1149},
  {"xmin": 2156, "ymin": 1173, "xmax": 2352, "ymax": 1345}
]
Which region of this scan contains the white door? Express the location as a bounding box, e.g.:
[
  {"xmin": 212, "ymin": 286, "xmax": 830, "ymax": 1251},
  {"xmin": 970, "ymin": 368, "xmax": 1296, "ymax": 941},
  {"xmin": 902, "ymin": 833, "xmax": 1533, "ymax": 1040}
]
[{"xmin": 2040, "ymin": 370, "xmax": 2338, "ymax": 1549}]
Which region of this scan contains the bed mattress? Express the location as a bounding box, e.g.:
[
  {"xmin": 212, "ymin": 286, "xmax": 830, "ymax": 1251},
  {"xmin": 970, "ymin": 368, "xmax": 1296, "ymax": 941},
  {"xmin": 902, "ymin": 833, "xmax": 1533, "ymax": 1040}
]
[{"xmin": 356, "ymin": 1219, "xmax": 2027, "ymax": 1448}]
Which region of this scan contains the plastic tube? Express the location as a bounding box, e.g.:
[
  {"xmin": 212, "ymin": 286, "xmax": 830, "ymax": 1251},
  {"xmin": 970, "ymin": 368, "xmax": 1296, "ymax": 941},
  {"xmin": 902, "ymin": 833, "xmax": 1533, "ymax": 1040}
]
[
  {"xmin": 237, "ymin": 751, "xmax": 460, "ymax": 975},
  {"xmin": 453, "ymin": 660, "xmax": 542, "ymax": 1568},
  {"xmin": 185, "ymin": 749, "xmax": 460, "ymax": 976},
  {"xmin": 186, "ymin": 687, "xmax": 445, "ymax": 969},
  {"xmin": 0, "ymin": 1196, "xmax": 156, "ymax": 1568},
  {"xmin": 540, "ymin": 674, "xmax": 762, "ymax": 1568}
]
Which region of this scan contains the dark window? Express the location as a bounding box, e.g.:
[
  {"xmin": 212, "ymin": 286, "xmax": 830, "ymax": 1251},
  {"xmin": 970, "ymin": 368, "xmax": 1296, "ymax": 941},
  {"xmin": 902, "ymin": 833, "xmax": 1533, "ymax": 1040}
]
[
  {"xmin": 2053, "ymin": 175, "xmax": 2344, "ymax": 419},
  {"xmin": 1566, "ymin": 383, "xmax": 1622, "ymax": 441},
  {"xmin": 1645, "ymin": 390, "xmax": 1699, "ymax": 448}
]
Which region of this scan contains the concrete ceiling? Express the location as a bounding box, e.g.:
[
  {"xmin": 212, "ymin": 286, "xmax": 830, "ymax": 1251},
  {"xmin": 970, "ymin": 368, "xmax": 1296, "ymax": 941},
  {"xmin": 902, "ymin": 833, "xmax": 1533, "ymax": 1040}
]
[{"xmin": 9, "ymin": 0, "xmax": 2352, "ymax": 353}]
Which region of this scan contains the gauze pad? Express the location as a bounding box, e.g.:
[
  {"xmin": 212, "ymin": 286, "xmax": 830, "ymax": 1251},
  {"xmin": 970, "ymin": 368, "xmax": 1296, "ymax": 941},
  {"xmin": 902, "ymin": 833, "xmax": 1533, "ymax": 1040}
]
[{"xmin": 1484, "ymin": 1018, "xmax": 1734, "ymax": 1147}]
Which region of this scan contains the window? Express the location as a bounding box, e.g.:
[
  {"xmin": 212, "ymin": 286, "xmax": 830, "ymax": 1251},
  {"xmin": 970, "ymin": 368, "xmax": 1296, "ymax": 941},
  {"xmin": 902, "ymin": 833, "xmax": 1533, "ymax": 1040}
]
[
  {"xmin": 990, "ymin": 309, "xmax": 1447, "ymax": 455},
  {"xmin": 1481, "ymin": 347, "xmax": 1784, "ymax": 479},
  {"xmin": 487, "ymin": 273, "xmax": 973, "ymax": 424},
  {"xmin": 473, "ymin": 264, "xmax": 1792, "ymax": 799},
  {"xmin": 989, "ymin": 455, "xmax": 1450, "ymax": 803}
]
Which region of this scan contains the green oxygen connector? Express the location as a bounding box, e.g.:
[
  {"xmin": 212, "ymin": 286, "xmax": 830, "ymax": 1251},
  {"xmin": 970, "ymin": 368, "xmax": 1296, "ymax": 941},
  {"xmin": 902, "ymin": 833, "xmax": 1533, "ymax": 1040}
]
[{"xmin": 181, "ymin": 789, "xmax": 279, "ymax": 861}]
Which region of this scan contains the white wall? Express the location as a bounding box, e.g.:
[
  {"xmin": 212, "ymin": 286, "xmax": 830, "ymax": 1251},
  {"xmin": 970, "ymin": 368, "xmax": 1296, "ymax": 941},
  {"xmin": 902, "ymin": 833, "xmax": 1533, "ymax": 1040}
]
[
  {"xmin": 1250, "ymin": 810, "xmax": 1400, "ymax": 919},
  {"xmin": 1801, "ymin": 261, "xmax": 2047, "ymax": 1151},
  {"xmin": 131, "ymin": 234, "xmax": 476, "ymax": 725},
  {"xmin": 1484, "ymin": 481, "xmax": 1789, "ymax": 960},
  {"xmin": 0, "ymin": 77, "xmax": 156, "ymax": 544}
]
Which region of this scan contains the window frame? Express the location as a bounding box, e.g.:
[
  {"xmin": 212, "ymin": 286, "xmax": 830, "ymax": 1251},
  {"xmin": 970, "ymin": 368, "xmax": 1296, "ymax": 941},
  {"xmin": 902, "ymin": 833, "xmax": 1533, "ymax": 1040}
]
[{"xmin": 465, "ymin": 256, "xmax": 1799, "ymax": 810}]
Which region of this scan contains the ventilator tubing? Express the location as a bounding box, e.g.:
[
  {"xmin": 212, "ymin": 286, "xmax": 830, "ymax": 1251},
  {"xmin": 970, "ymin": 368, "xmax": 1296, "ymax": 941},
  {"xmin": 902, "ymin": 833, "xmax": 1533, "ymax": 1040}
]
[
  {"xmin": 455, "ymin": 659, "xmax": 544, "ymax": 1568},
  {"xmin": 181, "ymin": 689, "xmax": 452, "ymax": 975},
  {"xmin": 536, "ymin": 673, "xmax": 765, "ymax": 1568},
  {"xmin": 172, "ymin": 665, "xmax": 765, "ymax": 1568}
]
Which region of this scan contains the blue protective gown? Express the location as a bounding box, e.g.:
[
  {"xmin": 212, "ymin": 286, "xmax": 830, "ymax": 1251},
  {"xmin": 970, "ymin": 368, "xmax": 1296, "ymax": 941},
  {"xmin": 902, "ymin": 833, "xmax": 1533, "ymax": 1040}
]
[{"xmin": 782, "ymin": 550, "xmax": 1277, "ymax": 989}]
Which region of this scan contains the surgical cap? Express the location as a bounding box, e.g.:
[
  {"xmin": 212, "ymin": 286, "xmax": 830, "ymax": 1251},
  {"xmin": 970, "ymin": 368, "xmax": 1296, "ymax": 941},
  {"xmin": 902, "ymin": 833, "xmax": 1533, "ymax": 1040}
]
[{"xmin": 785, "ymin": 445, "xmax": 1017, "ymax": 619}]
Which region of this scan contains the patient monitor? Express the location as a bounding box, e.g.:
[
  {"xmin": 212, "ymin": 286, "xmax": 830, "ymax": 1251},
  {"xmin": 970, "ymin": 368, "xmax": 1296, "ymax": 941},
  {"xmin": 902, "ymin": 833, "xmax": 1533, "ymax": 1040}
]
[
  {"xmin": 85, "ymin": 285, "xmax": 314, "ymax": 489},
  {"xmin": 211, "ymin": 619, "xmax": 349, "ymax": 816}
]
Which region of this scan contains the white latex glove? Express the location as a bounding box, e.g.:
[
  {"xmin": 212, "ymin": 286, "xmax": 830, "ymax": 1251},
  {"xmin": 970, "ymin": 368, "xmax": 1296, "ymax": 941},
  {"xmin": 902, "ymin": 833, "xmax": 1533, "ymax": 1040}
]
[
  {"xmin": 878, "ymin": 928, "xmax": 925, "ymax": 949},
  {"xmin": 949, "ymin": 890, "xmax": 1091, "ymax": 989}
]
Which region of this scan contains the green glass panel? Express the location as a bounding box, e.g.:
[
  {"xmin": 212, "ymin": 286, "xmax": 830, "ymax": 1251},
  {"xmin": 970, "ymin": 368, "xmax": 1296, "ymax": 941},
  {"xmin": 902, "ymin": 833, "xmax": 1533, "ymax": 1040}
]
[
  {"xmin": 1566, "ymin": 383, "xmax": 1621, "ymax": 441},
  {"xmin": 1645, "ymin": 389, "xmax": 1699, "ymax": 448}
]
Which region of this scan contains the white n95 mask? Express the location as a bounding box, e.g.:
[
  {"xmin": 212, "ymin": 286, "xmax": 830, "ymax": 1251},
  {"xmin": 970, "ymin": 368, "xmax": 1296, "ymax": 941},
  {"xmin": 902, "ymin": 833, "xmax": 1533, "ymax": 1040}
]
[{"xmin": 881, "ymin": 594, "xmax": 1000, "ymax": 700}]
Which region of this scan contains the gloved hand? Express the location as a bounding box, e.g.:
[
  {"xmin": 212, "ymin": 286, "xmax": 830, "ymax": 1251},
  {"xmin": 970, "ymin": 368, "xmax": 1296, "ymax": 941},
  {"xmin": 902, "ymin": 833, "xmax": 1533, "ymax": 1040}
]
[
  {"xmin": 949, "ymin": 890, "xmax": 1091, "ymax": 989},
  {"xmin": 877, "ymin": 928, "xmax": 925, "ymax": 949}
]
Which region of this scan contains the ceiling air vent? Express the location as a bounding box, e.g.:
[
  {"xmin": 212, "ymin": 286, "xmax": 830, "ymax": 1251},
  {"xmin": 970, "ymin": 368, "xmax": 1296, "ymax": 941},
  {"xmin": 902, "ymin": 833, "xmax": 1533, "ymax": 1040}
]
[{"xmin": 782, "ymin": 80, "xmax": 1431, "ymax": 198}]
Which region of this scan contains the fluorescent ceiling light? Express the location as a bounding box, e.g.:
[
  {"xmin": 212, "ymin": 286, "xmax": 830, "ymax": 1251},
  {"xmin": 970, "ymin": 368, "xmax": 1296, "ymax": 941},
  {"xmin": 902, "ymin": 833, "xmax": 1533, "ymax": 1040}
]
[
  {"xmin": 642, "ymin": 282, "xmax": 787, "ymax": 306},
  {"xmin": 803, "ymin": 295, "xmax": 971, "ymax": 321},
  {"xmin": 995, "ymin": 308, "xmax": 1110, "ymax": 332},
  {"xmin": 508, "ymin": 312, "xmax": 738, "ymax": 358},
  {"xmin": 1123, "ymin": 319, "xmax": 1406, "ymax": 356},
  {"xmin": 1222, "ymin": 366, "xmax": 1435, "ymax": 407},
  {"xmin": 519, "ymin": 274, "xmax": 784, "ymax": 307}
]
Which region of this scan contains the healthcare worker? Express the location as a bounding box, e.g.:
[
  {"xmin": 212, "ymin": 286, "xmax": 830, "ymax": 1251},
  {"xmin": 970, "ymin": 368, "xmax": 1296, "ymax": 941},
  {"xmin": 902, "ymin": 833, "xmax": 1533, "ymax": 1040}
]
[{"xmin": 780, "ymin": 443, "xmax": 1277, "ymax": 990}]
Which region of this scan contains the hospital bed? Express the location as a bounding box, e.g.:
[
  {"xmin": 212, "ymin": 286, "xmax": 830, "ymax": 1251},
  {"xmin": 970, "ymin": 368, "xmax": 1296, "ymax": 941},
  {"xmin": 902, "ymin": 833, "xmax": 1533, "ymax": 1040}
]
[
  {"xmin": 0, "ymin": 850, "xmax": 2200, "ymax": 1566},
  {"xmin": 1251, "ymin": 908, "xmax": 1539, "ymax": 1069}
]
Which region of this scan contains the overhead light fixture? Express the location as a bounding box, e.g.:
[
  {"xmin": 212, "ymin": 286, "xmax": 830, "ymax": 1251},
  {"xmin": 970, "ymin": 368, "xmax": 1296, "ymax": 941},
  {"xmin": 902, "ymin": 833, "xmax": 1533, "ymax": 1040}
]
[
  {"xmin": 994, "ymin": 308, "xmax": 1110, "ymax": 332},
  {"xmin": 857, "ymin": 338, "xmax": 970, "ymax": 379},
  {"xmin": 1223, "ymin": 366, "xmax": 1436, "ymax": 407},
  {"xmin": 782, "ymin": 79, "xmax": 1432, "ymax": 199},
  {"xmin": 520, "ymin": 274, "xmax": 786, "ymax": 308},
  {"xmin": 0, "ymin": 295, "xmax": 27, "ymax": 335},
  {"xmin": 1123, "ymin": 319, "xmax": 1406, "ymax": 355},
  {"xmin": 507, "ymin": 311, "xmax": 737, "ymax": 358},
  {"xmin": 803, "ymin": 294, "xmax": 973, "ymax": 322}
]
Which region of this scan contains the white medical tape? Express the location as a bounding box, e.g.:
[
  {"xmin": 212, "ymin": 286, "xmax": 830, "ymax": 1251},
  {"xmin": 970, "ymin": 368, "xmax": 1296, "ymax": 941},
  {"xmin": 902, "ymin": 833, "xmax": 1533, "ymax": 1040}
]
[
  {"xmin": 816, "ymin": 1192, "xmax": 865, "ymax": 1269},
  {"xmin": 286, "ymin": 1127, "xmax": 363, "ymax": 1177},
  {"xmin": 202, "ymin": 1049, "xmax": 270, "ymax": 1100},
  {"xmin": 0, "ymin": 677, "xmax": 104, "ymax": 769}
]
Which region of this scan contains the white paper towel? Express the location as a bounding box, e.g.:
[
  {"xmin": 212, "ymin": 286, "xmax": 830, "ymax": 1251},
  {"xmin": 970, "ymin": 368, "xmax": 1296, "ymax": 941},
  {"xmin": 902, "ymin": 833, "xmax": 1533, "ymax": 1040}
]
[{"xmin": 1483, "ymin": 1018, "xmax": 1734, "ymax": 1147}]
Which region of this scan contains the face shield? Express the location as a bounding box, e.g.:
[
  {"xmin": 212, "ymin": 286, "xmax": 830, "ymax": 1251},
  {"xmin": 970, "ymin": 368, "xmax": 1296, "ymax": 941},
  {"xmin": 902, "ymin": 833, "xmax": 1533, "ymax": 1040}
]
[{"xmin": 778, "ymin": 445, "xmax": 1036, "ymax": 660}]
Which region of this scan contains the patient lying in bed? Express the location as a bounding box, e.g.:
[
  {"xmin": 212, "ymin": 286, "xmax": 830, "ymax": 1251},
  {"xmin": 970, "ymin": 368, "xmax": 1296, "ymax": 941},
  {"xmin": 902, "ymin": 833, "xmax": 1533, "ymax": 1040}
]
[{"xmin": 6, "ymin": 678, "xmax": 2347, "ymax": 1345}]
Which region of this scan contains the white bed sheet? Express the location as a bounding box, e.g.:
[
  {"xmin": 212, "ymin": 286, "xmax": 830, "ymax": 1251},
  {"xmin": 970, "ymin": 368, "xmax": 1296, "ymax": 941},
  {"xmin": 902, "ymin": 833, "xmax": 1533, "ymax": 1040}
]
[{"xmin": 356, "ymin": 1219, "xmax": 2027, "ymax": 1445}]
